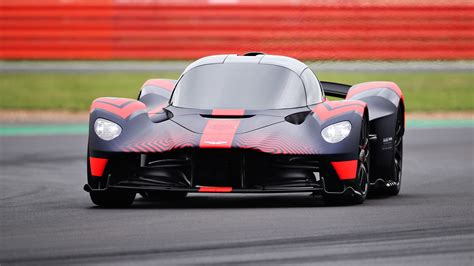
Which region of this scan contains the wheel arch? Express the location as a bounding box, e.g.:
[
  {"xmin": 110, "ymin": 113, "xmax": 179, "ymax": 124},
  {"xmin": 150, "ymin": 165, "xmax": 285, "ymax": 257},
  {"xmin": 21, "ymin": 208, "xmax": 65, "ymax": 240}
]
[{"xmin": 345, "ymin": 81, "xmax": 405, "ymax": 184}]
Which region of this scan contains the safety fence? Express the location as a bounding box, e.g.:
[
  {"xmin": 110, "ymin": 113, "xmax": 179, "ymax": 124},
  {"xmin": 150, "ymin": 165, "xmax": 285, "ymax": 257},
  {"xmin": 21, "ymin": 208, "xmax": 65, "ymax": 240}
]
[{"xmin": 1, "ymin": 0, "xmax": 473, "ymax": 60}]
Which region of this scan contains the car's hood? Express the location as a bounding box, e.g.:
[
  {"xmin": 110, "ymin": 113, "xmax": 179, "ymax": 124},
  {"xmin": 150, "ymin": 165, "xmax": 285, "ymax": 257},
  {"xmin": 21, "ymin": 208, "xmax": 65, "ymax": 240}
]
[
  {"xmin": 168, "ymin": 107, "xmax": 314, "ymax": 134},
  {"xmin": 89, "ymin": 104, "xmax": 361, "ymax": 155},
  {"xmin": 171, "ymin": 114, "xmax": 283, "ymax": 134}
]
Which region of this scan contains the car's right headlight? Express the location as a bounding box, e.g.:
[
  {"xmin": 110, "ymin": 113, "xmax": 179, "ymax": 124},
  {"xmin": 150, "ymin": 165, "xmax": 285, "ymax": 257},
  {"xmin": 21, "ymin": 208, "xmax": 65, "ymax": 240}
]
[
  {"xmin": 321, "ymin": 121, "xmax": 352, "ymax": 143},
  {"xmin": 94, "ymin": 118, "xmax": 122, "ymax": 141}
]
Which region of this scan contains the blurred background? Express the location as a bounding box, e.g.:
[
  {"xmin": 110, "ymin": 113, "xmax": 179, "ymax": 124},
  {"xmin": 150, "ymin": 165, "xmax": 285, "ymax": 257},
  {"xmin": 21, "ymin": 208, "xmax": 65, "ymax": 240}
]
[
  {"xmin": 0, "ymin": 0, "xmax": 473, "ymax": 122},
  {"xmin": 1, "ymin": 2, "xmax": 473, "ymax": 264}
]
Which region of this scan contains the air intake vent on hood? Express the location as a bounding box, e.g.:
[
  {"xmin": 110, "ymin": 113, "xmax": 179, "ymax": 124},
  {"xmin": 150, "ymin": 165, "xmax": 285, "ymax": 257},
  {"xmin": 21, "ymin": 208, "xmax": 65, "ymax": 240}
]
[
  {"xmin": 200, "ymin": 114, "xmax": 254, "ymax": 119},
  {"xmin": 284, "ymin": 111, "xmax": 311, "ymax": 125}
]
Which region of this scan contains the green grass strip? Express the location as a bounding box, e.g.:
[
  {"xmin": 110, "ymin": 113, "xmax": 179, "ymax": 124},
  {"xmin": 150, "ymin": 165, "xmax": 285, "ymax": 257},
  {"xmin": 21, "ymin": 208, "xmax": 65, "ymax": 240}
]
[
  {"xmin": 1, "ymin": 71, "xmax": 473, "ymax": 112},
  {"xmin": 0, "ymin": 124, "xmax": 88, "ymax": 136},
  {"xmin": 407, "ymin": 119, "xmax": 474, "ymax": 128},
  {"xmin": 0, "ymin": 119, "xmax": 472, "ymax": 137}
]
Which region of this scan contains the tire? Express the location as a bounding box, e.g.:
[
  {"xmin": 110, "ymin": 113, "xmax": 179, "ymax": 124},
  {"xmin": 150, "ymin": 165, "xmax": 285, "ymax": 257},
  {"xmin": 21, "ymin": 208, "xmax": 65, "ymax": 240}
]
[
  {"xmin": 90, "ymin": 191, "xmax": 136, "ymax": 207},
  {"xmin": 386, "ymin": 105, "xmax": 404, "ymax": 196},
  {"xmin": 140, "ymin": 191, "xmax": 188, "ymax": 202},
  {"xmin": 86, "ymin": 149, "xmax": 135, "ymax": 207},
  {"xmin": 369, "ymin": 104, "xmax": 403, "ymax": 196},
  {"xmin": 323, "ymin": 113, "xmax": 370, "ymax": 205}
]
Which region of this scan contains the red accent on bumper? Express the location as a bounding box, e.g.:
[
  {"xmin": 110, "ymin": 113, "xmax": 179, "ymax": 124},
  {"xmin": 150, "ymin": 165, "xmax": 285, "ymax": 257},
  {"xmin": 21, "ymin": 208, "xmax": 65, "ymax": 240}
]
[
  {"xmin": 89, "ymin": 157, "xmax": 108, "ymax": 177},
  {"xmin": 198, "ymin": 186, "xmax": 233, "ymax": 193},
  {"xmin": 331, "ymin": 160, "xmax": 358, "ymax": 180}
]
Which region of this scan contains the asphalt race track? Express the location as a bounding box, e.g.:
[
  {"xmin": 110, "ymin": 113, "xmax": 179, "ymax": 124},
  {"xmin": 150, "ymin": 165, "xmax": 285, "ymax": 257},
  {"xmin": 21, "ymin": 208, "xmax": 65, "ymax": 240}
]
[{"xmin": 1, "ymin": 127, "xmax": 473, "ymax": 265}]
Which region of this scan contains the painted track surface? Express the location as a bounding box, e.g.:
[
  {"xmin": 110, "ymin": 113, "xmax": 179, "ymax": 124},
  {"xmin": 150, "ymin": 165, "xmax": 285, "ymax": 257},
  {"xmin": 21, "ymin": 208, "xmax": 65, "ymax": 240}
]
[{"xmin": 0, "ymin": 127, "xmax": 473, "ymax": 265}]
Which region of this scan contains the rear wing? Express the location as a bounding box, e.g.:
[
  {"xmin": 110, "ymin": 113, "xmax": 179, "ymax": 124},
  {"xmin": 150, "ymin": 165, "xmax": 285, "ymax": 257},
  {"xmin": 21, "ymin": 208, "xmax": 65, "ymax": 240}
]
[{"xmin": 321, "ymin": 81, "xmax": 351, "ymax": 98}]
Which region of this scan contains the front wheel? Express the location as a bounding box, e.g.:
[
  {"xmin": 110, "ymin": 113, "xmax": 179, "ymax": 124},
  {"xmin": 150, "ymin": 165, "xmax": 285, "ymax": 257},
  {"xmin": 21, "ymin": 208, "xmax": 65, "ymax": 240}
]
[
  {"xmin": 90, "ymin": 191, "xmax": 136, "ymax": 207},
  {"xmin": 322, "ymin": 163, "xmax": 369, "ymax": 205},
  {"xmin": 322, "ymin": 113, "xmax": 370, "ymax": 205}
]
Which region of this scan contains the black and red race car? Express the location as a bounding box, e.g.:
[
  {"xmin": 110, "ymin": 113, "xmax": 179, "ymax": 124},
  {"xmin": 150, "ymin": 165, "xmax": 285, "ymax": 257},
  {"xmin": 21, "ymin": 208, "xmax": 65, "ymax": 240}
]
[{"xmin": 84, "ymin": 53, "xmax": 405, "ymax": 207}]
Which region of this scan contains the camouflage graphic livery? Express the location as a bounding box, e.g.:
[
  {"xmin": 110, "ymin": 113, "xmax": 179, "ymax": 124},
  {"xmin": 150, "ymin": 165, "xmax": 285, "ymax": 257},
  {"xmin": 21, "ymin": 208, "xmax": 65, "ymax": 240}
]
[{"xmin": 84, "ymin": 53, "xmax": 405, "ymax": 207}]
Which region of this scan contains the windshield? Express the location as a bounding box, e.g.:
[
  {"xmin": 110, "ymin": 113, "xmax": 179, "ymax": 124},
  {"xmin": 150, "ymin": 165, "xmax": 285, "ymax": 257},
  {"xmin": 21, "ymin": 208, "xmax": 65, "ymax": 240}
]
[{"xmin": 171, "ymin": 63, "xmax": 307, "ymax": 109}]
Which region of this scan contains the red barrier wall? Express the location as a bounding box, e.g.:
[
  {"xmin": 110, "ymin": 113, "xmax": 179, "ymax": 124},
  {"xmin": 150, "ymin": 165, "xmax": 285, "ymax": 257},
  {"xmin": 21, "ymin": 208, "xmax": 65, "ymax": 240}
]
[{"xmin": 1, "ymin": 1, "xmax": 473, "ymax": 60}]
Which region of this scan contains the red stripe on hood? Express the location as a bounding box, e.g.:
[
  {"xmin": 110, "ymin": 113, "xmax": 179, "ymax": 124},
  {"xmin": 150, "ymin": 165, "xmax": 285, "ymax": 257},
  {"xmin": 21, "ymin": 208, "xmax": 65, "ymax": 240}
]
[
  {"xmin": 199, "ymin": 109, "xmax": 244, "ymax": 148},
  {"xmin": 212, "ymin": 109, "xmax": 245, "ymax": 116}
]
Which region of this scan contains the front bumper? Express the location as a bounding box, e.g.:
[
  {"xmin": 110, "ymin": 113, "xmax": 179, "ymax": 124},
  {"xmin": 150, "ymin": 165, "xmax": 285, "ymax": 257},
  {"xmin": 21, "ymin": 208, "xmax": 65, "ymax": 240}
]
[{"xmin": 86, "ymin": 148, "xmax": 358, "ymax": 195}]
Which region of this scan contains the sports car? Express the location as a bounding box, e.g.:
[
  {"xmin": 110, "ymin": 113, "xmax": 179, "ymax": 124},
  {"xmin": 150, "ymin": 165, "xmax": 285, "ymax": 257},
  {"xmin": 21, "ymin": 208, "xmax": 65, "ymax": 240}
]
[{"xmin": 84, "ymin": 53, "xmax": 405, "ymax": 207}]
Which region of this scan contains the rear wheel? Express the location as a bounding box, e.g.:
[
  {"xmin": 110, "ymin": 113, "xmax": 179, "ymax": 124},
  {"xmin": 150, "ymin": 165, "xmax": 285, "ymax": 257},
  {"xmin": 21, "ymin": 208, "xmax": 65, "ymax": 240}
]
[
  {"xmin": 369, "ymin": 105, "xmax": 403, "ymax": 196},
  {"xmin": 386, "ymin": 106, "xmax": 404, "ymax": 195},
  {"xmin": 140, "ymin": 191, "xmax": 188, "ymax": 201},
  {"xmin": 323, "ymin": 113, "xmax": 370, "ymax": 205},
  {"xmin": 90, "ymin": 191, "xmax": 136, "ymax": 207}
]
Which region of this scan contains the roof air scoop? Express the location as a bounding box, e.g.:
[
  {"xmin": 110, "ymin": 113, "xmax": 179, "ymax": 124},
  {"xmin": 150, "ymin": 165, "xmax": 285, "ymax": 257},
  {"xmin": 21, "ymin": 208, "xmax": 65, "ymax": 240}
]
[{"xmin": 242, "ymin": 52, "xmax": 265, "ymax": 56}]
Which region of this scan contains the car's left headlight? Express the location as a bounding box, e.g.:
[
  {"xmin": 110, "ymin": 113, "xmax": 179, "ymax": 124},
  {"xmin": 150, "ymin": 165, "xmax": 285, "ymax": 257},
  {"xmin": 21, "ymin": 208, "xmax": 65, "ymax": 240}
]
[
  {"xmin": 94, "ymin": 118, "xmax": 122, "ymax": 141},
  {"xmin": 321, "ymin": 121, "xmax": 351, "ymax": 143}
]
